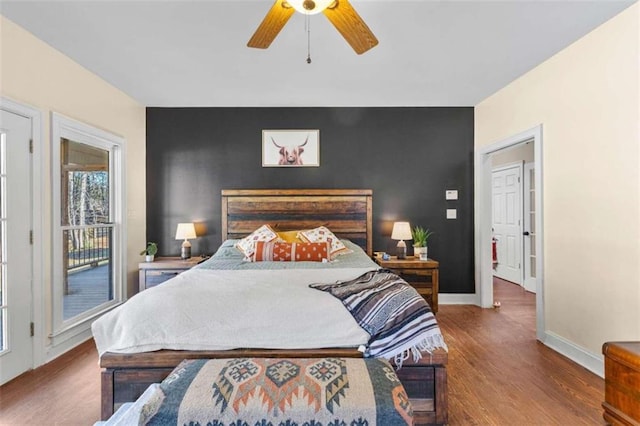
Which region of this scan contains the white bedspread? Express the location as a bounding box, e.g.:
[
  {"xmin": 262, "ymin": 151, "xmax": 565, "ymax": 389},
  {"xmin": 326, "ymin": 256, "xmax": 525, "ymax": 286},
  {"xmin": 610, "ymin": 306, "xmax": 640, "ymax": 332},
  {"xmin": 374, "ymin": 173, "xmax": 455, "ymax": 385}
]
[{"xmin": 92, "ymin": 267, "xmax": 375, "ymax": 357}]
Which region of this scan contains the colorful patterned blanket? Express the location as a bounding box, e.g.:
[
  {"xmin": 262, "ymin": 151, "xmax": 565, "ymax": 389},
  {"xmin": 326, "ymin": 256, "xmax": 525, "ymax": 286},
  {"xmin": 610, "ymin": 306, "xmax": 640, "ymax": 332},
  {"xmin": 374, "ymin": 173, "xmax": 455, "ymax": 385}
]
[
  {"xmin": 310, "ymin": 270, "xmax": 447, "ymax": 366},
  {"xmin": 142, "ymin": 358, "xmax": 413, "ymax": 426}
]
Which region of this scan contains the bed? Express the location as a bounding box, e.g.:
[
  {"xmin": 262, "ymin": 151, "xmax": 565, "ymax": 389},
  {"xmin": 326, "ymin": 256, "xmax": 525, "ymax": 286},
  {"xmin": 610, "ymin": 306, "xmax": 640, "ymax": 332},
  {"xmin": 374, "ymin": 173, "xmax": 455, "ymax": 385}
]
[{"xmin": 96, "ymin": 189, "xmax": 448, "ymax": 425}]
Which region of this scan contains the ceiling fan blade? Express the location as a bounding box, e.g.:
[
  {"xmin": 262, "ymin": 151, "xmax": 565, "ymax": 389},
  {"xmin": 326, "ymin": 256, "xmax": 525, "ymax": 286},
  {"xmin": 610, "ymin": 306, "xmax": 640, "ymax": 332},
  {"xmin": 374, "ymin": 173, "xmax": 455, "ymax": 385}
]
[
  {"xmin": 323, "ymin": 0, "xmax": 378, "ymax": 55},
  {"xmin": 247, "ymin": 0, "xmax": 295, "ymax": 49}
]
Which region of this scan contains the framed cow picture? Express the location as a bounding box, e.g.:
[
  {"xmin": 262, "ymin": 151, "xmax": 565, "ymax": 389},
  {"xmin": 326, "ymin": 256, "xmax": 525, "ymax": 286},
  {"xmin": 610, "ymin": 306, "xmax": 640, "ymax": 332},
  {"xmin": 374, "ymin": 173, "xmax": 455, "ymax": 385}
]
[{"xmin": 262, "ymin": 129, "xmax": 320, "ymax": 167}]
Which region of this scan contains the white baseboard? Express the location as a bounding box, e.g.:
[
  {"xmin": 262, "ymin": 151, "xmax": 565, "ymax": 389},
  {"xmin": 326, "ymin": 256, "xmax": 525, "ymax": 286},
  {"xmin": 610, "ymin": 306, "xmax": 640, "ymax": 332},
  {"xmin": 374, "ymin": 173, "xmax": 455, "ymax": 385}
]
[
  {"xmin": 542, "ymin": 331, "xmax": 604, "ymax": 378},
  {"xmin": 439, "ymin": 293, "xmax": 479, "ymax": 305}
]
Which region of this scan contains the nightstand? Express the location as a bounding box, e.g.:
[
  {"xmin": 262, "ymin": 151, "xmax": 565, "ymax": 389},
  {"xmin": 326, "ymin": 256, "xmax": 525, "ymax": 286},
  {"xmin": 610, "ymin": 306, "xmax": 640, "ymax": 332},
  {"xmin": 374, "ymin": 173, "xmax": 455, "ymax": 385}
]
[
  {"xmin": 138, "ymin": 256, "xmax": 202, "ymax": 292},
  {"xmin": 374, "ymin": 255, "xmax": 439, "ymax": 313}
]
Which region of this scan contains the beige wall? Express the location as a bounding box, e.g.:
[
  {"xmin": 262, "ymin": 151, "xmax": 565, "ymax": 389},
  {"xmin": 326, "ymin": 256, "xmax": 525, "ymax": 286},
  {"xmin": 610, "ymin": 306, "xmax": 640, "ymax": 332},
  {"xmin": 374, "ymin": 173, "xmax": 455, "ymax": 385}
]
[
  {"xmin": 1, "ymin": 16, "xmax": 145, "ymax": 354},
  {"xmin": 476, "ymin": 3, "xmax": 640, "ymax": 357}
]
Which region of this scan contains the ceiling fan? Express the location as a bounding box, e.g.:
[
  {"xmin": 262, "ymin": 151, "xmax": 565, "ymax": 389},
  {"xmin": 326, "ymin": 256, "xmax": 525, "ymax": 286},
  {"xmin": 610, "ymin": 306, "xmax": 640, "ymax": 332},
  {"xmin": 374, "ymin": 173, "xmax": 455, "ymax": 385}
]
[{"xmin": 247, "ymin": 0, "xmax": 378, "ymax": 55}]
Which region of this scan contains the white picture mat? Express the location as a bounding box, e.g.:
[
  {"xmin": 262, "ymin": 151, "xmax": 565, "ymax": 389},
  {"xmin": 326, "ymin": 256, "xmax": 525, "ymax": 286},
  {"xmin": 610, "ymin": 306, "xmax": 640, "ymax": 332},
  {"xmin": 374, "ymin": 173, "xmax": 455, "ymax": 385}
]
[{"xmin": 262, "ymin": 129, "xmax": 319, "ymax": 167}]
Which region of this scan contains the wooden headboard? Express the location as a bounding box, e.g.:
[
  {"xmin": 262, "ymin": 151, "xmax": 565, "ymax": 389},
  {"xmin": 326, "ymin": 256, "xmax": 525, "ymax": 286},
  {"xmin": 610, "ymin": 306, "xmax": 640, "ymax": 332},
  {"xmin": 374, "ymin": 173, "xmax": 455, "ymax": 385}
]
[{"xmin": 221, "ymin": 189, "xmax": 373, "ymax": 256}]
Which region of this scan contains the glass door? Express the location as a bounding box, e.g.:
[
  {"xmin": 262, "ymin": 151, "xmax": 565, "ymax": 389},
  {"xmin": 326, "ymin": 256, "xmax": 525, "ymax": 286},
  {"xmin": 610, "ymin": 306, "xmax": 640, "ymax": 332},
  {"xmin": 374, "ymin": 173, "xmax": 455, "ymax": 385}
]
[{"xmin": 0, "ymin": 110, "xmax": 33, "ymax": 384}]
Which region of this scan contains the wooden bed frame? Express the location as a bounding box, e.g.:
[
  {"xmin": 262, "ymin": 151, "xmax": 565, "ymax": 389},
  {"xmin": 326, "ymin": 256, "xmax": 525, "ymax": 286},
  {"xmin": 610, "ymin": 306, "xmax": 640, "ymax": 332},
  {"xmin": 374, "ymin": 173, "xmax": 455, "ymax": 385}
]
[{"xmin": 100, "ymin": 189, "xmax": 448, "ymax": 425}]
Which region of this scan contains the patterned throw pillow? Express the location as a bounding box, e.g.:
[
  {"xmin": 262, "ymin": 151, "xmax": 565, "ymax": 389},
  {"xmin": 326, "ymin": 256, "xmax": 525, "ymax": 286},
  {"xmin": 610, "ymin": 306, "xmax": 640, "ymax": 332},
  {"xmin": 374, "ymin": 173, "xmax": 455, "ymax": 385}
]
[
  {"xmin": 299, "ymin": 226, "xmax": 352, "ymax": 258},
  {"xmin": 253, "ymin": 241, "xmax": 330, "ymax": 262},
  {"xmin": 234, "ymin": 225, "xmax": 278, "ymax": 259}
]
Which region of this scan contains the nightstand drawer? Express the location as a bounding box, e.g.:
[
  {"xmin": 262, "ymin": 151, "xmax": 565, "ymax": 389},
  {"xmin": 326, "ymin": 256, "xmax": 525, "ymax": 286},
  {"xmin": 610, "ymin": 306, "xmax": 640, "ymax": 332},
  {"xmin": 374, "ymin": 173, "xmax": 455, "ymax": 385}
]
[
  {"xmin": 138, "ymin": 256, "xmax": 202, "ymax": 292},
  {"xmin": 411, "ymin": 285, "xmax": 434, "ymax": 295},
  {"xmin": 395, "ymin": 268, "xmax": 435, "ymax": 278},
  {"xmin": 144, "ymin": 270, "xmax": 183, "ymax": 288},
  {"xmin": 398, "ymin": 271, "xmax": 435, "ymax": 285}
]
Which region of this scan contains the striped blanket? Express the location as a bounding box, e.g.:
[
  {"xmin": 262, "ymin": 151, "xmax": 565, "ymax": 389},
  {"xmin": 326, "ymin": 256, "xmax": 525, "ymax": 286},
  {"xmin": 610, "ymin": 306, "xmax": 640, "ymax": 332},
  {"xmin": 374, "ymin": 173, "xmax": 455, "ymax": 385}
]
[{"xmin": 310, "ymin": 270, "xmax": 447, "ymax": 366}]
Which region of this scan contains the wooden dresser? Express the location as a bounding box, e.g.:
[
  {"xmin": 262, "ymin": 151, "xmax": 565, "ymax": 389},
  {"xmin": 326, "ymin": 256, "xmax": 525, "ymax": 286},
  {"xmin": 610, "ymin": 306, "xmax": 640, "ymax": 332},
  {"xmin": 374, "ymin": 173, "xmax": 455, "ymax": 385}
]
[{"xmin": 603, "ymin": 341, "xmax": 640, "ymax": 425}]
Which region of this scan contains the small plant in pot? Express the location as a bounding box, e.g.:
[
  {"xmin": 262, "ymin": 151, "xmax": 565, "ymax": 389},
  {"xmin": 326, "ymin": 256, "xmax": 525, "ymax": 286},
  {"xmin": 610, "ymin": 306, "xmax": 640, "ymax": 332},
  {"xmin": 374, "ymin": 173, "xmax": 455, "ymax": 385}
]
[
  {"xmin": 140, "ymin": 242, "xmax": 158, "ymax": 262},
  {"xmin": 412, "ymin": 226, "xmax": 433, "ymax": 260}
]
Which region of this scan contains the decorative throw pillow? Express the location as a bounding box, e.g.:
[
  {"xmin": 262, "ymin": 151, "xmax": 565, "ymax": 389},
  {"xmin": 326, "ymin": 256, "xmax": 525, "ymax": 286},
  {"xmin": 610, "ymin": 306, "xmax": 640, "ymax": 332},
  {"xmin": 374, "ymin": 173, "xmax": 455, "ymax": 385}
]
[
  {"xmin": 253, "ymin": 241, "xmax": 330, "ymax": 262},
  {"xmin": 234, "ymin": 225, "xmax": 278, "ymax": 259},
  {"xmin": 276, "ymin": 230, "xmax": 304, "ymax": 243},
  {"xmin": 299, "ymin": 226, "xmax": 352, "ymax": 258}
]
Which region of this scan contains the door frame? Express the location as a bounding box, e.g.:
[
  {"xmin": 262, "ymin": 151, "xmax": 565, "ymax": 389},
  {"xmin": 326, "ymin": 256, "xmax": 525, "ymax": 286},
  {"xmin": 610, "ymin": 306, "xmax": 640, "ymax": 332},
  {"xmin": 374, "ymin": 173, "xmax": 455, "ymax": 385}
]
[
  {"xmin": 475, "ymin": 124, "xmax": 545, "ymax": 342},
  {"xmin": 0, "ymin": 97, "xmax": 45, "ymax": 369}
]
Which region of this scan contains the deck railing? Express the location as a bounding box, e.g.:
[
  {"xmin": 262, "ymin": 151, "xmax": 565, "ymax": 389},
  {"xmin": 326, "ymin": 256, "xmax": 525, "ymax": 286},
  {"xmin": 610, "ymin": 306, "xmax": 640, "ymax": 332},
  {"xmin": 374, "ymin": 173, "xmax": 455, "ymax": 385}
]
[
  {"xmin": 63, "ymin": 225, "xmax": 113, "ymax": 298},
  {"xmin": 67, "ymin": 225, "xmax": 111, "ymax": 270}
]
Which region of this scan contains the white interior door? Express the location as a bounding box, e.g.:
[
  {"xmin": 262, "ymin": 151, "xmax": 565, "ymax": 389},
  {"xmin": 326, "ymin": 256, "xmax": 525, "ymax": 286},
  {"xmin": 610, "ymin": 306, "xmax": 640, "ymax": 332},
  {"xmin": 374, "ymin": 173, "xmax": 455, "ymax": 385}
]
[
  {"xmin": 0, "ymin": 110, "xmax": 33, "ymax": 384},
  {"xmin": 523, "ymin": 162, "xmax": 537, "ymax": 293},
  {"xmin": 492, "ymin": 164, "xmax": 523, "ymax": 285}
]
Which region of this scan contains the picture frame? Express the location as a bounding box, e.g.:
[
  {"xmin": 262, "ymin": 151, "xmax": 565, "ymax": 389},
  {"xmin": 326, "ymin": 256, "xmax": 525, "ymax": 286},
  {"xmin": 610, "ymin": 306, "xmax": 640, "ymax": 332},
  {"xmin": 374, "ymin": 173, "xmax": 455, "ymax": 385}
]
[{"xmin": 262, "ymin": 129, "xmax": 320, "ymax": 167}]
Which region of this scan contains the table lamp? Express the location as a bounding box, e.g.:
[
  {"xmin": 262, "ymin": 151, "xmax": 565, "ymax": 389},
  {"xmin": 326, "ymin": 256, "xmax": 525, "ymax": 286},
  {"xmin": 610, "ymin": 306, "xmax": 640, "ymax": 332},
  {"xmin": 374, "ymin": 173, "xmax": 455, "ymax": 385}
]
[
  {"xmin": 175, "ymin": 222, "xmax": 196, "ymax": 259},
  {"xmin": 391, "ymin": 221, "xmax": 412, "ymax": 259}
]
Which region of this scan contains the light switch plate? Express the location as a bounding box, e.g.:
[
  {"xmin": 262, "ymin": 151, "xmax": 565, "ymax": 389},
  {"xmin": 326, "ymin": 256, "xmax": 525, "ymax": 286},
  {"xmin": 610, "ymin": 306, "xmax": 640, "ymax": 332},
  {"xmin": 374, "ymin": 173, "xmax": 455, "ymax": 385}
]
[
  {"xmin": 446, "ymin": 208, "xmax": 457, "ymax": 219},
  {"xmin": 446, "ymin": 190, "xmax": 458, "ymax": 200}
]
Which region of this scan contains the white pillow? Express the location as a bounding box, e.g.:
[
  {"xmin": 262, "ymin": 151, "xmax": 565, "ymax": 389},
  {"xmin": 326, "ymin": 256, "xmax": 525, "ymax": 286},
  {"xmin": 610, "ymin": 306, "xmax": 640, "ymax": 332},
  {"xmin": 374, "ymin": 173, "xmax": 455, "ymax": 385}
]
[
  {"xmin": 299, "ymin": 226, "xmax": 352, "ymax": 259},
  {"xmin": 234, "ymin": 225, "xmax": 278, "ymax": 259}
]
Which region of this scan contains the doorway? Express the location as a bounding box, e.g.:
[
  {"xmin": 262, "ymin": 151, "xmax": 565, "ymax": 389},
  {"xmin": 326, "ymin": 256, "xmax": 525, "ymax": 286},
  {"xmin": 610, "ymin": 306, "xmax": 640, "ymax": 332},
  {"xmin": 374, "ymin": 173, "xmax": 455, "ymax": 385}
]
[{"xmin": 475, "ymin": 125, "xmax": 545, "ymax": 341}]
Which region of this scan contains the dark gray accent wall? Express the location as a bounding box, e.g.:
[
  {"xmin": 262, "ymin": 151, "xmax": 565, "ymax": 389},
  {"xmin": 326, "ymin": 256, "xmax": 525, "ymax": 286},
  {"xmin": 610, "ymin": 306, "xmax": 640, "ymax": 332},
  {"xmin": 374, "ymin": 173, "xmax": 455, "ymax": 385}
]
[{"xmin": 146, "ymin": 107, "xmax": 474, "ymax": 293}]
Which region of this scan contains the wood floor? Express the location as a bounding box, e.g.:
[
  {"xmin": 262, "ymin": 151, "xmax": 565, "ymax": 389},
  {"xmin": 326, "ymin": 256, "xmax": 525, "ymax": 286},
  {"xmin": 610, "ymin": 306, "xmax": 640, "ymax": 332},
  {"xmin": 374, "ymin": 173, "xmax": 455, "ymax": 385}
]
[
  {"xmin": 0, "ymin": 279, "xmax": 605, "ymax": 425},
  {"xmin": 440, "ymin": 278, "xmax": 605, "ymax": 425}
]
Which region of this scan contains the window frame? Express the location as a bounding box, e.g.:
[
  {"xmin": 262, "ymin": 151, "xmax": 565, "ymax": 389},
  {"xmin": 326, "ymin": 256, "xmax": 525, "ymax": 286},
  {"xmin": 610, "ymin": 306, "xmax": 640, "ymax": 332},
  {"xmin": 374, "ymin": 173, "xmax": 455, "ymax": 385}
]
[{"xmin": 50, "ymin": 113, "xmax": 126, "ymax": 344}]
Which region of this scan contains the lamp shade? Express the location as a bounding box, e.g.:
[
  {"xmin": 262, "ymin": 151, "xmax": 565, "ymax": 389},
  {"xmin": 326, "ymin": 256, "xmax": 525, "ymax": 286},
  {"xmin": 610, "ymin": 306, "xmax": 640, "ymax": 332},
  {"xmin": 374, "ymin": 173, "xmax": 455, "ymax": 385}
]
[
  {"xmin": 391, "ymin": 222, "xmax": 412, "ymax": 241},
  {"xmin": 287, "ymin": 0, "xmax": 334, "ymax": 15},
  {"xmin": 175, "ymin": 223, "xmax": 196, "ymax": 240}
]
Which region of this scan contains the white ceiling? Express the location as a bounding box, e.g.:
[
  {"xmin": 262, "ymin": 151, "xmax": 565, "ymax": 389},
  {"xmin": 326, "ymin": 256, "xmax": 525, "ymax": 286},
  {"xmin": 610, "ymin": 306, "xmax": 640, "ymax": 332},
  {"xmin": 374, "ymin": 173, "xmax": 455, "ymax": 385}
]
[{"xmin": 1, "ymin": 0, "xmax": 635, "ymax": 107}]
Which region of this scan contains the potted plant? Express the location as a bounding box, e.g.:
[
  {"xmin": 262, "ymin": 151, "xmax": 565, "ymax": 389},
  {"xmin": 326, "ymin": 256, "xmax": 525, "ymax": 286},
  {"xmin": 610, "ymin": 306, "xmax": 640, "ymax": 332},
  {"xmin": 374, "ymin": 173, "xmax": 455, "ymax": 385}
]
[
  {"xmin": 140, "ymin": 242, "xmax": 158, "ymax": 262},
  {"xmin": 412, "ymin": 226, "xmax": 433, "ymax": 260}
]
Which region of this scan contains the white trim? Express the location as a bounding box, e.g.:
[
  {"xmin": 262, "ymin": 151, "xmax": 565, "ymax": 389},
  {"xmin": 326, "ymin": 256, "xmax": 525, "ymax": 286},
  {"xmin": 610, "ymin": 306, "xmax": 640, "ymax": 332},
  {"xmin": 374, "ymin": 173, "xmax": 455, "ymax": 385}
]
[
  {"xmin": 475, "ymin": 124, "xmax": 545, "ymax": 342},
  {"xmin": 543, "ymin": 331, "xmax": 604, "ymax": 378},
  {"xmin": 50, "ymin": 112, "xmax": 127, "ymax": 347},
  {"xmin": 439, "ymin": 293, "xmax": 479, "ymax": 305},
  {"xmin": 45, "ymin": 328, "xmax": 93, "ymax": 363},
  {"xmin": 0, "ymin": 97, "xmax": 45, "ymax": 369}
]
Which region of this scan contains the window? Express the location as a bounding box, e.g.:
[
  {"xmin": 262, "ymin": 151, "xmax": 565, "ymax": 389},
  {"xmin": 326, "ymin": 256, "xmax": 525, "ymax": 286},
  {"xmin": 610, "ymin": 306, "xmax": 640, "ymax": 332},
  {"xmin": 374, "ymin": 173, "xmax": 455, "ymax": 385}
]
[{"xmin": 51, "ymin": 114, "xmax": 125, "ymax": 340}]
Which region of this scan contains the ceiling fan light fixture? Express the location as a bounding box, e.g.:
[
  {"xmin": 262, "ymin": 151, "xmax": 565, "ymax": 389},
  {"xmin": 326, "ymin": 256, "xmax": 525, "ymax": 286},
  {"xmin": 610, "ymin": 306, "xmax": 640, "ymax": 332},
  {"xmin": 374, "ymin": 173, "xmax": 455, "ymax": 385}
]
[
  {"xmin": 286, "ymin": 0, "xmax": 335, "ymax": 15},
  {"xmin": 248, "ymin": 0, "xmax": 378, "ymax": 55}
]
